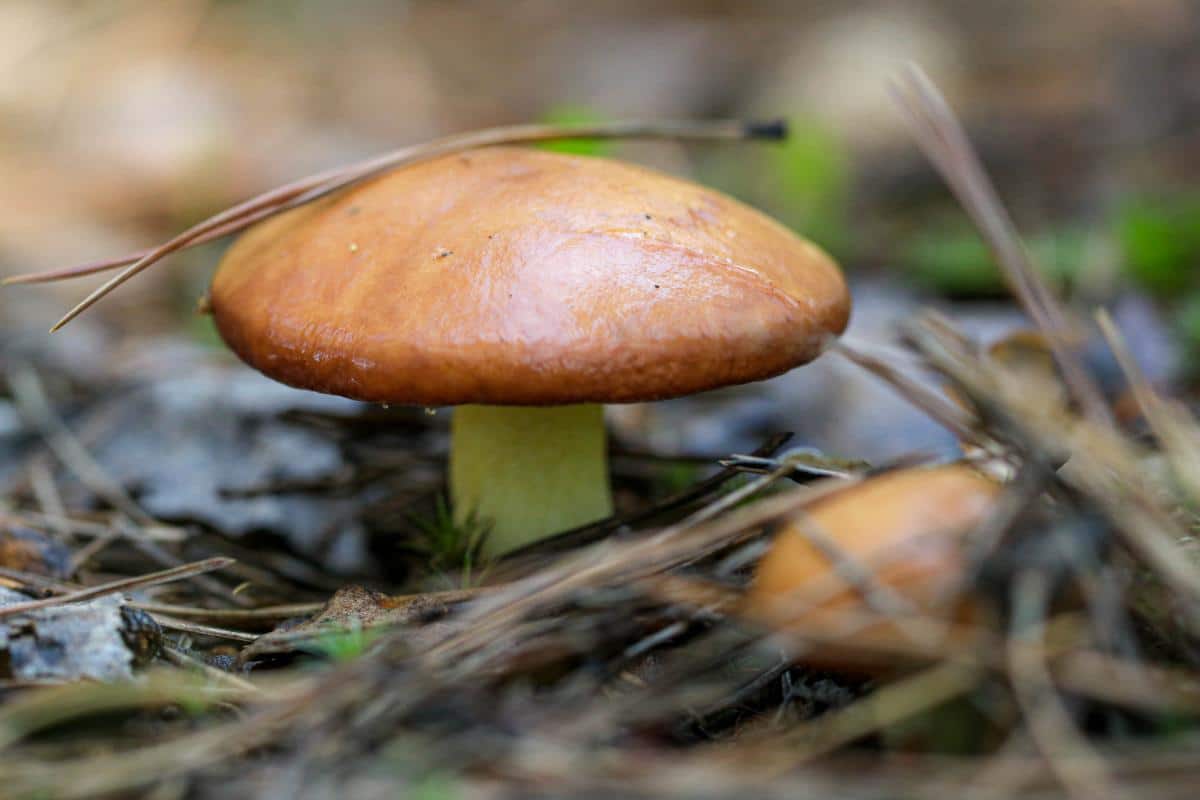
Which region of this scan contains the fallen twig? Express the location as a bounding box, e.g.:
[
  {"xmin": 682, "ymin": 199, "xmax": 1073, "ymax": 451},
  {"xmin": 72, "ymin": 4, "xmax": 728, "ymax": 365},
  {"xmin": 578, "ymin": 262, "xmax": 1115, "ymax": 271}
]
[{"xmin": 0, "ymin": 558, "xmax": 235, "ymax": 620}]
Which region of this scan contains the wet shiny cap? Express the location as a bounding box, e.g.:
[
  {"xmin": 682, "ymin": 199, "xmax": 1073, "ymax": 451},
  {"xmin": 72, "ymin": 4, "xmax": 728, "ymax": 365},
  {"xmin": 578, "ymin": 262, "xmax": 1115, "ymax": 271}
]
[
  {"xmin": 209, "ymin": 146, "xmax": 851, "ymax": 405},
  {"xmin": 747, "ymin": 465, "xmax": 1001, "ymax": 622}
]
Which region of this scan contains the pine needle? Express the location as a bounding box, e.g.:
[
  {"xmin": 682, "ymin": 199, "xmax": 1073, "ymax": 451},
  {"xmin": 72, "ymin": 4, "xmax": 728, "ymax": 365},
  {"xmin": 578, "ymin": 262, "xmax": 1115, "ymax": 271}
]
[{"xmin": 0, "ymin": 118, "xmax": 786, "ymax": 330}]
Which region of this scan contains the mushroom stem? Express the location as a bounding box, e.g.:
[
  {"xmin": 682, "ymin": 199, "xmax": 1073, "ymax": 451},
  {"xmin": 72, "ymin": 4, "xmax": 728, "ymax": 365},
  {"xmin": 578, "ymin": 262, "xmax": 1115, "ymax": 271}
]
[{"xmin": 450, "ymin": 404, "xmax": 612, "ymax": 557}]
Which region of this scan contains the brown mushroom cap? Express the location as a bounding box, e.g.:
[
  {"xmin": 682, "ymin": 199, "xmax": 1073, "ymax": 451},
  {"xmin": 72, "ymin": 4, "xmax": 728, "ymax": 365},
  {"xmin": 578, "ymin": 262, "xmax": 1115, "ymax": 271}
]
[
  {"xmin": 209, "ymin": 146, "xmax": 850, "ymax": 406},
  {"xmin": 747, "ymin": 465, "xmax": 1000, "ymax": 623},
  {"xmin": 744, "ymin": 465, "xmax": 1001, "ymax": 673}
]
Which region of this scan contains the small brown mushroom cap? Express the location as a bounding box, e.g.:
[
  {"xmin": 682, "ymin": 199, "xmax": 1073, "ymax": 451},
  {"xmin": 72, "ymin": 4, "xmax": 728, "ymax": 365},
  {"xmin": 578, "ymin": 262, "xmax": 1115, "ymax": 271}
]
[
  {"xmin": 209, "ymin": 147, "xmax": 850, "ymax": 405},
  {"xmin": 746, "ymin": 465, "xmax": 1001, "ymax": 648}
]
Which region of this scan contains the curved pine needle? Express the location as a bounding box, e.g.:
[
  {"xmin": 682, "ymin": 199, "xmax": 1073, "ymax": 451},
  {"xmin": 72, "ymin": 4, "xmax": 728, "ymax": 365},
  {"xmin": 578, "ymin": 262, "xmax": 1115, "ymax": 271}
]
[
  {"xmin": 2, "ymin": 255, "xmax": 136, "ymax": 286},
  {"xmin": 888, "ymin": 64, "xmax": 1112, "ymax": 427},
  {"xmin": 2, "ymin": 216, "xmax": 252, "ymax": 285},
  {"xmin": 18, "ymin": 118, "xmax": 783, "ymax": 331}
]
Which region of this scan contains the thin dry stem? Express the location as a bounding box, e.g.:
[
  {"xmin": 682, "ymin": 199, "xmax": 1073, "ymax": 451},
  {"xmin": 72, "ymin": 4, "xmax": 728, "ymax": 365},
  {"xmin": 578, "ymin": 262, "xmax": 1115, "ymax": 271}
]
[
  {"xmin": 890, "ymin": 64, "xmax": 1112, "ymax": 427},
  {"xmin": 1008, "ymin": 570, "xmax": 1122, "ymax": 800},
  {"xmin": 5, "ymin": 119, "xmax": 781, "ymax": 331},
  {"xmin": 0, "ymin": 557, "xmax": 234, "ymax": 620}
]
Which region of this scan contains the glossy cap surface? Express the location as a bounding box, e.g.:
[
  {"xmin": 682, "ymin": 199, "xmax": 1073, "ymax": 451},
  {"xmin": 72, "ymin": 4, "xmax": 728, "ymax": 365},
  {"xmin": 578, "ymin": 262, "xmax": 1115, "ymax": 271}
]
[
  {"xmin": 210, "ymin": 147, "xmax": 850, "ymax": 405},
  {"xmin": 748, "ymin": 465, "xmax": 1000, "ymax": 620}
]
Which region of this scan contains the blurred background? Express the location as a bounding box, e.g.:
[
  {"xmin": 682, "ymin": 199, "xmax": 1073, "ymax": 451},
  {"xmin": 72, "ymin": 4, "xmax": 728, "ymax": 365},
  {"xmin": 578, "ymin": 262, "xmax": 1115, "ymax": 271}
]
[{"xmin": 3, "ymin": 0, "xmax": 1200, "ymax": 465}]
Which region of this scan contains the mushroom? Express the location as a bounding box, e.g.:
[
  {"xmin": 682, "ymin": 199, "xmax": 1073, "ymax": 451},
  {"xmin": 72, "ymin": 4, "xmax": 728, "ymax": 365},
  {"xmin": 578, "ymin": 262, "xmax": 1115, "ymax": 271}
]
[
  {"xmin": 745, "ymin": 465, "xmax": 1000, "ymax": 667},
  {"xmin": 208, "ymin": 146, "xmax": 850, "ymax": 557}
]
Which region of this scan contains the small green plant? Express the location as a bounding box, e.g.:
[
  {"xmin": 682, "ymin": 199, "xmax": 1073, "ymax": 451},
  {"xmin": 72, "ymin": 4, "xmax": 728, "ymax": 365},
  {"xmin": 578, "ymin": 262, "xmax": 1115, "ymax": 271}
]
[
  {"xmin": 537, "ymin": 105, "xmax": 612, "ymax": 158},
  {"xmin": 1112, "ymin": 194, "xmax": 1200, "ymax": 371},
  {"xmin": 311, "ymin": 620, "xmax": 384, "ymax": 662},
  {"xmin": 1116, "ymin": 194, "xmax": 1200, "ymax": 297},
  {"xmin": 408, "ymin": 772, "xmax": 462, "ymax": 800},
  {"xmin": 901, "ymin": 222, "xmax": 1086, "ymax": 297},
  {"xmin": 176, "ymin": 691, "xmax": 214, "ymax": 718},
  {"xmin": 410, "ymin": 495, "xmax": 490, "ymax": 587},
  {"xmin": 764, "ymin": 118, "xmax": 851, "ymax": 256},
  {"xmin": 655, "ymin": 461, "xmax": 702, "ymax": 496}
]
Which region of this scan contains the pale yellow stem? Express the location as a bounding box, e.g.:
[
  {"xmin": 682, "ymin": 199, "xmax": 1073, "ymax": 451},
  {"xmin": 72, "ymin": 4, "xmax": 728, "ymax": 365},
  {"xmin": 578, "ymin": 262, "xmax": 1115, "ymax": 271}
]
[{"xmin": 450, "ymin": 404, "xmax": 612, "ymax": 557}]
